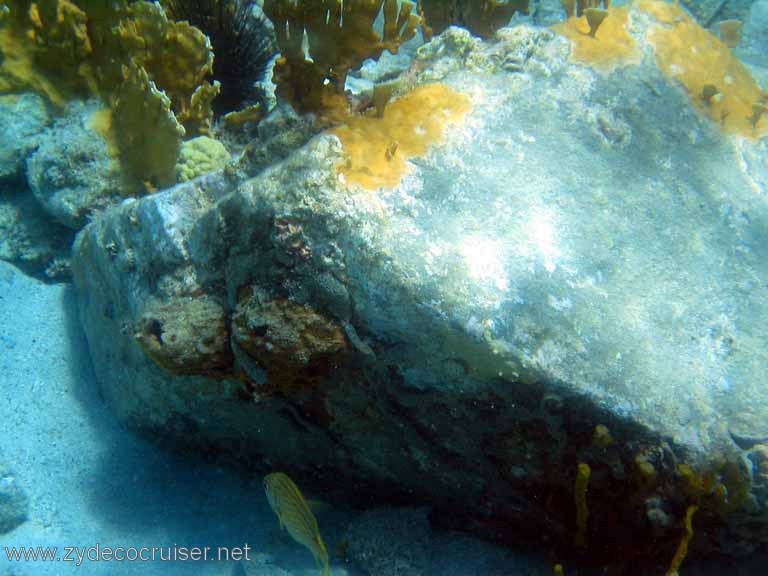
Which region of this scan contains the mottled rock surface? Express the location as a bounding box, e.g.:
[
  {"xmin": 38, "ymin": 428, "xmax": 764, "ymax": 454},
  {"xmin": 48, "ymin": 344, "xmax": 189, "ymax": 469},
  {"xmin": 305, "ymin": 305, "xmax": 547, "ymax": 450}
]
[
  {"xmin": 345, "ymin": 508, "xmax": 432, "ymax": 576},
  {"xmin": 0, "ymin": 94, "xmax": 49, "ymax": 182},
  {"xmin": 26, "ymin": 100, "xmax": 124, "ymax": 229},
  {"xmin": 72, "ymin": 7, "xmax": 768, "ymax": 571},
  {"xmin": 345, "ymin": 507, "xmax": 535, "ymax": 576},
  {"xmin": 740, "ymin": 0, "xmax": 768, "ymax": 83},
  {"xmin": 0, "ymin": 183, "xmax": 75, "ymax": 281}
]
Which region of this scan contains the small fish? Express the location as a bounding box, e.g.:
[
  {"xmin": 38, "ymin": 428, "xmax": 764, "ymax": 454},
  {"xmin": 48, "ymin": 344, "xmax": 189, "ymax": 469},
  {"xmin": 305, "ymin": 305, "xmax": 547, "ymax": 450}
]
[{"xmin": 264, "ymin": 472, "xmax": 330, "ymax": 576}]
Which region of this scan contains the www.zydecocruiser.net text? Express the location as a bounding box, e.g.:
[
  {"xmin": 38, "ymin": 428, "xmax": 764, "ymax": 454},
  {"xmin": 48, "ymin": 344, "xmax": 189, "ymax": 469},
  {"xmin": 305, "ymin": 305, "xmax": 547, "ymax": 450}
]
[{"xmin": 5, "ymin": 544, "xmax": 252, "ymax": 566}]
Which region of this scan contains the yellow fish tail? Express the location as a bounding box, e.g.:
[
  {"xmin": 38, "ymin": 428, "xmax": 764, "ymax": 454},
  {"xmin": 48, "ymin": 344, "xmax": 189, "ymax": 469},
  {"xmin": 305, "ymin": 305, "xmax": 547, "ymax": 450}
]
[{"xmin": 316, "ymin": 534, "xmax": 330, "ymax": 576}]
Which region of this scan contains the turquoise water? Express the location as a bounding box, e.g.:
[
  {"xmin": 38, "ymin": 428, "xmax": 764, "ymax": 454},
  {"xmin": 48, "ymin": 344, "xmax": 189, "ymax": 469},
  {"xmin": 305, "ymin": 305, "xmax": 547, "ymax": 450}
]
[{"xmin": 2, "ymin": 1, "xmax": 768, "ymax": 575}]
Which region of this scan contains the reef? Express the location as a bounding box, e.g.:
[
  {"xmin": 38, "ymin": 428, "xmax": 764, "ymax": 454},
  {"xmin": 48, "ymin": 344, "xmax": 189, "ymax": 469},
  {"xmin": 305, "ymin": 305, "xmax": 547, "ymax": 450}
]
[{"xmin": 0, "ymin": 0, "xmax": 218, "ymax": 191}]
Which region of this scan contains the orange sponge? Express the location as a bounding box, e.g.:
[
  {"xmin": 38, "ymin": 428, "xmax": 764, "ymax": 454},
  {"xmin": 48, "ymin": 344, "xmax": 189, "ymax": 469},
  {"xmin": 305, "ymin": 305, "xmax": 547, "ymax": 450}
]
[
  {"xmin": 552, "ymin": 6, "xmax": 639, "ymax": 70},
  {"xmin": 331, "ymin": 83, "xmax": 471, "ymax": 190},
  {"xmin": 642, "ymin": 0, "xmax": 767, "ymax": 137}
]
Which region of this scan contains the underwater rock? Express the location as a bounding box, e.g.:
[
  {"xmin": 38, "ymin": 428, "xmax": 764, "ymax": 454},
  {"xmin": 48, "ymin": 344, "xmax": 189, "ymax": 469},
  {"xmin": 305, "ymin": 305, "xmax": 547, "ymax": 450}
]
[
  {"xmin": 680, "ymin": 0, "xmax": 731, "ymax": 25},
  {"xmin": 26, "ymin": 100, "xmax": 124, "ymax": 230},
  {"xmin": 535, "ymin": 0, "xmax": 570, "ymax": 26},
  {"xmin": 232, "ymin": 288, "xmax": 347, "ymax": 393},
  {"xmin": 73, "ymin": 8, "xmax": 768, "ymax": 570},
  {"xmin": 719, "ymin": 0, "xmax": 760, "ymax": 23},
  {"xmin": 230, "ymin": 104, "xmax": 317, "ymax": 179},
  {"xmin": 134, "ymin": 295, "xmax": 232, "ymax": 376},
  {"xmin": 740, "ymin": 0, "xmax": 768, "ymax": 78},
  {"xmin": 0, "ymin": 94, "xmax": 49, "ymax": 182},
  {"xmin": 345, "ymin": 508, "xmax": 431, "ymax": 576},
  {"xmin": 0, "ymin": 464, "xmax": 28, "ymax": 534},
  {"xmin": 0, "ymin": 183, "xmax": 75, "ymax": 282}
]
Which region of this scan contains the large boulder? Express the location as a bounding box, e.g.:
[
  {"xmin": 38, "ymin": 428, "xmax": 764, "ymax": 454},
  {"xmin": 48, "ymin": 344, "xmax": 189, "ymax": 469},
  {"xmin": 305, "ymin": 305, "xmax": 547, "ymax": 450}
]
[
  {"xmin": 0, "ymin": 94, "xmax": 49, "ymax": 182},
  {"xmin": 26, "ymin": 100, "xmax": 124, "ymax": 230},
  {"xmin": 72, "ymin": 5, "xmax": 768, "ymax": 571}
]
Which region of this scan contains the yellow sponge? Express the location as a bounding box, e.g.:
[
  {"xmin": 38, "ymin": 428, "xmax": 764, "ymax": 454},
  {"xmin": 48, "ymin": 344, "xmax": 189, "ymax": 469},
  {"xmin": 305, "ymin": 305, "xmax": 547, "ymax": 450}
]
[
  {"xmin": 552, "ymin": 7, "xmax": 639, "ymax": 70},
  {"xmin": 331, "ymin": 83, "xmax": 471, "ymax": 190},
  {"xmin": 642, "ymin": 0, "xmax": 766, "ymax": 137}
]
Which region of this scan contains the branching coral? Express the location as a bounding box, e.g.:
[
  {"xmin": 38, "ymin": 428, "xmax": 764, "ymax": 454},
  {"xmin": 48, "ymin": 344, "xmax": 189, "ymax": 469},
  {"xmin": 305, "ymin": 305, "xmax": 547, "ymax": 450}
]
[
  {"xmin": 561, "ymin": 0, "xmax": 609, "ymax": 18},
  {"xmin": 419, "ymin": 0, "xmax": 530, "ymax": 39},
  {"xmin": 573, "ymin": 462, "xmax": 591, "ymax": 547},
  {"xmin": 263, "ymin": 0, "xmax": 420, "ymax": 118},
  {"xmin": 112, "ymin": 63, "xmax": 185, "ymax": 190},
  {"xmin": 0, "ymin": 0, "xmax": 96, "ymax": 106},
  {"xmin": 111, "ymin": 0, "xmax": 218, "ymax": 135},
  {"xmin": 0, "ymin": 0, "xmax": 219, "ymax": 190},
  {"xmin": 665, "ymin": 504, "xmax": 697, "ymax": 576}
]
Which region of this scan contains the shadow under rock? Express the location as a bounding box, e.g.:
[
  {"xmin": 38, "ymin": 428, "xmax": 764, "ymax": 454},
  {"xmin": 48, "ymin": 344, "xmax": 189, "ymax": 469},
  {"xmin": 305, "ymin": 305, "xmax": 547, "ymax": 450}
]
[{"xmin": 61, "ymin": 285, "xmax": 273, "ymax": 553}]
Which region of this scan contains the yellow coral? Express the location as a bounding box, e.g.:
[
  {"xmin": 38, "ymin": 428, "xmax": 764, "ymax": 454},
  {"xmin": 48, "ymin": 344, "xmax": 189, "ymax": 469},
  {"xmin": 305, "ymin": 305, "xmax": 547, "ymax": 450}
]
[
  {"xmin": 176, "ymin": 80, "xmax": 220, "ymax": 136},
  {"xmin": 0, "ymin": 0, "xmax": 220, "ymax": 190},
  {"xmin": 592, "ymin": 424, "xmax": 613, "ymax": 447},
  {"xmin": 90, "ymin": 107, "xmax": 119, "ymax": 156},
  {"xmin": 636, "ymin": 0, "xmax": 687, "ymax": 24},
  {"xmin": 641, "ymin": 0, "xmax": 766, "ymax": 137},
  {"xmin": 0, "ymin": 0, "xmax": 95, "ymax": 106},
  {"xmin": 264, "ymin": 0, "xmax": 421, "ymax": 116},
  {"xmin": 551, "ymin": 6, "xmax": 638, "ymax": 70},
  {"xmin": 176, "ymin": 136, "xmax": 231, "ymax": 181},
  {"xmin": 331, "ymin": 83, "xmax": 471, "ymax": 190},
  {"xmin": 112, "ymin": 63, "xmax": 185, "ymax": 191},
  {"xmin": 114, "ymin": 0, "xmax": 215, "ymax": 131},
  {"xmin": 222, "ymin": 103, "xmax": 263, "ymax": 128}
]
